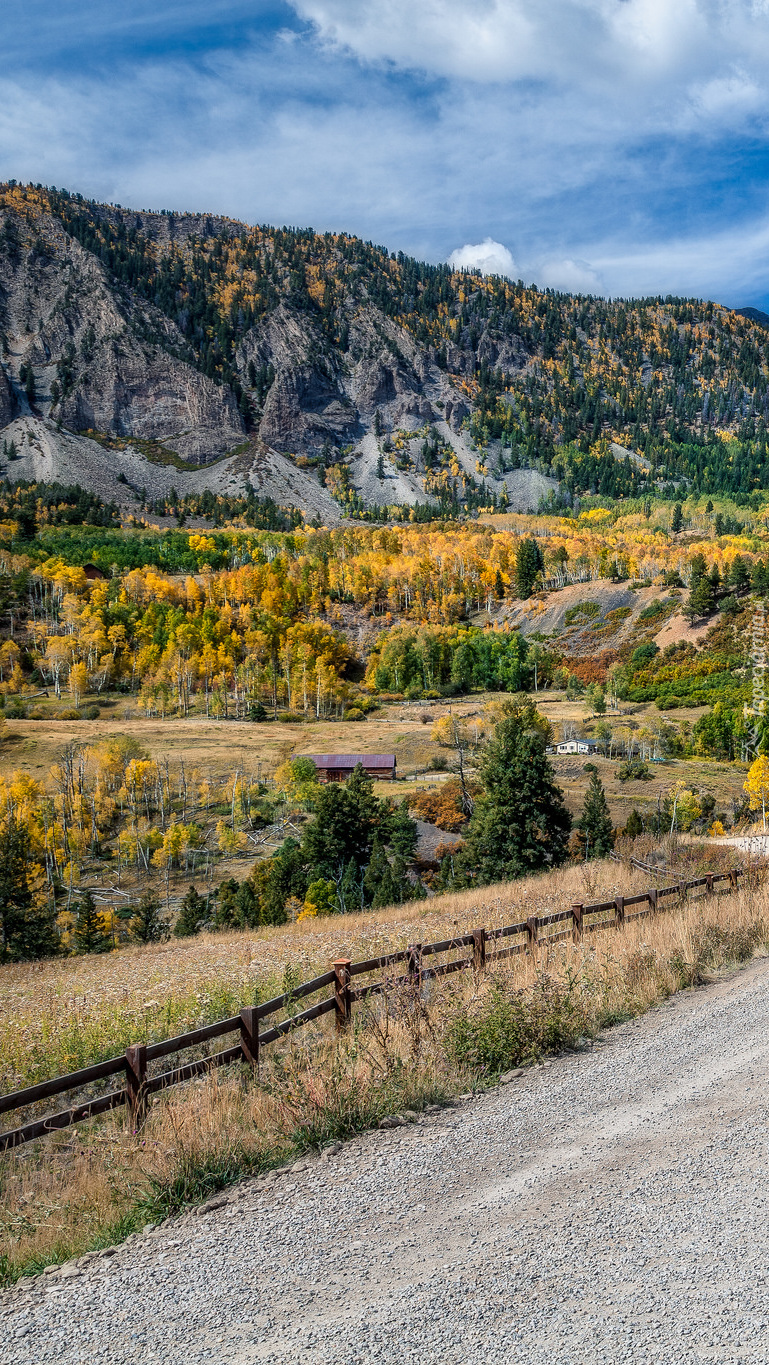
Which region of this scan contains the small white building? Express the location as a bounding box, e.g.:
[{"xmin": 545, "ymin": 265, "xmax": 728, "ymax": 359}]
[{"xmin": 556, "ymin": 738, "xmax": 599, "ymax": 756}]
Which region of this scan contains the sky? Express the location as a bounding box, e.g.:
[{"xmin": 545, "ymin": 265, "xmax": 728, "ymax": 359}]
[{"xmin": 4, "ymin": 1, "xmax": 769, "ymax": 306}]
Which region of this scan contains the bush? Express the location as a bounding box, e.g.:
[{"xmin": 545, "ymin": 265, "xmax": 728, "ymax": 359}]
[
  {"xmin": 343, "ymin": 707, "xmax": 366, "ymax": 721},
  {"xmin": 637, "ymin": 599, "xmax": 669, "ymax": 623},
  {"xmin": 617, "ymin": 759, "xmax": 651, "ymax": 782},
  {"xmin": 445, "ymin": 974, "xmax": 591, "ymax": 1073},
  {"xmin": 630, "ymin": 642, "xmax": 659, "ymax": 667},
  {"xmin": 411, "ymin": 778, "xmax": 477, "ymax": 832},
  {"xmin": 80, "ymin": 704, "xmax": 100, "ymax": 719},
  {"xmin": 564, "ymin": 601, "xmax": 601, "ymax": 626}
]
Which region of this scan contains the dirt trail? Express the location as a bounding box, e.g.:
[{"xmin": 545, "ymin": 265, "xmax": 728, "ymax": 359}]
[{"xmin": 5, "ymin": 957, "xmax": 769, "ymax": 1363}]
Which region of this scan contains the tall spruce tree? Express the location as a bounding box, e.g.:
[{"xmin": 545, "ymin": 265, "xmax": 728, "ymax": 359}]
[
  {"xmin": 74, "ymin": 890, "xmax": 111, "ymax": 954},
  {"xmin": 457, "ymin": 710, "xmax": 571, "ymax": 884},
  {"xmin": 130, "ymin": 892, "xmax": 170, "ymax": 944},
  {"xmin": 514, "ymin": 537, "xmax": 544, "ymax": 599},
  {"xmin": 578, "ymin": 771, "xmax": 615, "ymax": 858},
  {"xmin": 0, "ymin": 815, "xmax": 57, "ymax": 960},
  {"xmin": 174, "ymin": 884, "xmax": 206, "ymax": 937},
  {"xmin": 685, "ymin": 552, "xmax": 714, "ymax": 622},
  {"xmin": 302, "ymin": 765, "xmax": 385, "ymax": 878}
]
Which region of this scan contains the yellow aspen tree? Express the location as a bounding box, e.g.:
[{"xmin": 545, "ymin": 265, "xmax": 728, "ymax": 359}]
[
  {"xmin": 744, "ymin": 755, "xmax": 769, "ymax": 831},
  {"xmin": 69, "ymin": 662, "xmax": 88, "ymax": 707}
]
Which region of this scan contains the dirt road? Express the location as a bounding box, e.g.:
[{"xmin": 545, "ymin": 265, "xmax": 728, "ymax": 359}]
[{"xmin": 5, "ymin": 957, "xmax": 769, "ymax": 1363}]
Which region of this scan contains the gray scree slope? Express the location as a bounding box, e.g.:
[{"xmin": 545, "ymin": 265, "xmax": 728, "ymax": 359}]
[{"xmin": 4, "ymin": 956, "xmax": 769, "ymax": 1364}]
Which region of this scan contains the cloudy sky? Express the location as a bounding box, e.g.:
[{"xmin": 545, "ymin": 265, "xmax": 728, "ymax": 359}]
[{"xmin": 4, "ymin": 1, "xmax": 769, "ymax": 305}]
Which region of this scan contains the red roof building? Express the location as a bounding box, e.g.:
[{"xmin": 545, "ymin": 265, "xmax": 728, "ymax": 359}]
[{"xmin": 305, "ymin": 754, "xmax": 397, "ymax": 783}]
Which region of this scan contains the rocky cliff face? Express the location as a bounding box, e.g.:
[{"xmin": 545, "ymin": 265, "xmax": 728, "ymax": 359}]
[
  {"xmin": 0, "ymin": 187, "xmax": 549, "ymax": 518},
  {"xmin": 0, "ymin": 190, "xmax": 507, "ymax": 475},
  {"xmin": 0, "ymin": 365, "xmax": 15, "ymax": 428},
  {"xmin": 0, "ymin": 207, "xmax": 245, "ymax": 463},
  {"xmin": 237, "ymin": 299, "xmax": 458, "ymax": 455}
]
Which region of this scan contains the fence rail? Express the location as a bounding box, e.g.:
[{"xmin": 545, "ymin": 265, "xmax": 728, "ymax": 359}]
[{"xmin": 0, "ymin": 865, "xmax": 747, "ymax": 1152}]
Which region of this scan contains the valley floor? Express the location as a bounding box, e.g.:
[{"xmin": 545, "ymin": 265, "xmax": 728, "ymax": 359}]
[{"xmin": 4, "ymin": 953, "xmax": 769, "ymax": 1364}]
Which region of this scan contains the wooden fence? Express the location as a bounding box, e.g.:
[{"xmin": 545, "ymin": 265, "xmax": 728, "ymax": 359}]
[{"xmin": 0, "ymin": 865, "xmax": 745, "ymax": 1153}]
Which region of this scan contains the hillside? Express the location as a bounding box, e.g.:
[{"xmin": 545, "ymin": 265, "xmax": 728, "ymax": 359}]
[{"xmin": 3, "ymin": 183, "xmax": 769, "ymax": 517}]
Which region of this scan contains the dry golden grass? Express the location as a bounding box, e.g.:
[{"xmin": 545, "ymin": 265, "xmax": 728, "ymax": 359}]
[
  {"xmin": 1, "ymin": 851, "xmax": 767, "ymax": 1283},
  {"xmin": 1, "ymin": 707, "xmax": 446, "ymax": 787},
  {"xmin": 0, "ymin": 857, "xmax": 650, "ymax": 1091}
]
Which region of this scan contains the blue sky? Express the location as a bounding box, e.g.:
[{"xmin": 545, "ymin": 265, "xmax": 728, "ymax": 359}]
[{"xmin": 5, "ymin": 1, "xmax": 769, "ymax": 306}]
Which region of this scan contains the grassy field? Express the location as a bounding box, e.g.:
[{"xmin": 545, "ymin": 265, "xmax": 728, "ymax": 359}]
[
  {"xmin": 0, "ymin": 689, "xmax": 739, "ymax": 828},
  {"xmin": 1, "ymin": 845, "xmax": 766, "ymax": 1284}
]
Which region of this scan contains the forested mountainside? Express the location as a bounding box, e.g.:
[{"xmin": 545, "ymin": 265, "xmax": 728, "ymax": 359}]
[{"xmin": 3, "ymin": 181, "xmax": 769, "ymax": 513}]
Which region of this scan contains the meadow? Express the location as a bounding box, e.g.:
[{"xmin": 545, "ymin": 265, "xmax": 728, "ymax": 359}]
[{"xmin": 1, "ymin": 844, "xmax": 766, "ymax": 1284}]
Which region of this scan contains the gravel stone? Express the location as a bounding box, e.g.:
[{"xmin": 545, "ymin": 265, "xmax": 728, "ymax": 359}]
[{"xmin": 5, "ymin": 957, "xmax": 769, "ymax": 1363}]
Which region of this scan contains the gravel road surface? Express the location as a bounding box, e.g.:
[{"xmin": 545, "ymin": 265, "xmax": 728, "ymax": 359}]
[{"xmin": 5, "ymin": 956, "xmax": 769, "ymax": 1364}]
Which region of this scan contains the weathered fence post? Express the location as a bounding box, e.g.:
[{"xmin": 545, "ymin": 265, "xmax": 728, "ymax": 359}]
[
  {"xmin": 240, "ymin": 1006, "xmax": 260, "ymax": 1070},
  {"xmin": 571, "ymin": 904, "xmax": 583, "ymax": 945},
  {"xmin": 472, "ymin": 928, "xmax": 486, "ymax": 975},
  {"xmin": 706, "ymin": 874, "xmax": 714, "ymax": 895},
  {"xmin": 527, "ymin": 916, "xmax": 538, "ymax": 953},
  {"xmin": 125, "ymin": 1043, "xmax": 147, "ymax": 1128},
  {"xmin": 407, "ymin": 942, "xmax": 423, "ymax": 984},
  {"xmin": 679, "ymin": 879, "xmax": 688, "ymax": 903},
  {"xmin": 615, "ymin": 896, "xmax": 625, "ymax": 928},
  {"xmin": 333, "ymin": 958, "xmax": 352, "ymax": 1031},
  {"xmin": 729, "ymin": 870, "xmax": 738, "ymax": 891},
  {"xmin": 649, "ymin": 887, "xmax": 658, "ymax": 913}
]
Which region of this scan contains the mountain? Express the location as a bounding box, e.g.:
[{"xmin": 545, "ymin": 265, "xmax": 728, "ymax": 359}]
[
  {"xmin": 3, "ymin": 181, "xmax": 769, "ymax": 516},
  {"xmin": 736, "ymin": 307, "xmax": 769, "ymax": 329}
]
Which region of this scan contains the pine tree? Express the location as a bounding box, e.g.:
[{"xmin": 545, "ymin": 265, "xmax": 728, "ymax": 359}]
[
  {"xmin": 685, "ymin": 553, "xmax": 714, "ymax": 622},
  {"xmin": 671, "ymin": 502, "xmax": 684, "ymax": 533},
  {"xmin": 728, "ymin": 555, "xmax": 750, "ymax": 593},
  {"xmin": 174, "ymin": 884, "xmax": 206, "ymax": 937},
  {"xmin": 363, "ymin": 837, "xmax": 392, "ymax": 906},
  {"xmin": 387, "ymin": 799, "xmax": 418, "ymax": 857},
  {"xmin": 515, "ymin": 538, "xmax": 543, "ymax": 599},
  {"xmin": 302, "ymin": 765, "xmax": 385, "ymax": 878},
  {"xmin": 0, "ymin": 815, "xmax": 57, "ymax": 961},
  {"xmin": 73, "ymin": 890, "xmax": 111, "ymax": 954},
  {"xmin": 624, "ymin": 809, "xmax": 644, "ymax": 838},
  {"xmin": 579, "ymin": 771, "xmax": 615, "ymax": 858},
  {"xmin": 457, "ymin": 712, "xmax": 571, "ymax": 884},
  {"xmin": 130, "ymin": 892, "xmax": 170, "ymax": 944},
  {"xmin": 339, "ymin": 856, "xmax": 363, "ymax": 912}
]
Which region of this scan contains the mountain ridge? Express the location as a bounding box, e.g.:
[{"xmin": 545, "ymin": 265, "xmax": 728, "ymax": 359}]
[{"xmin": 3, "ymin": 182, "xmax": 769, "ymax": 515}]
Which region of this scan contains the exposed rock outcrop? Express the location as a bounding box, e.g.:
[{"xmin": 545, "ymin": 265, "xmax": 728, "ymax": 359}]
[
  {"xmin": 0, "ymin": 366, "xmax": 15, "ymax": 428},
  {"xmin": 0, "ymin": 211, "xmax": 245, "ymax": 462}
]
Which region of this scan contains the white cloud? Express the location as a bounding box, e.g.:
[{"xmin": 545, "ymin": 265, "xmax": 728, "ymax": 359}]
[
  {"xmin": 448, "ymin": 238, "xmax": 516, "ymax": 278},
  {"xmin": 5, "ymin": 4, "xmax": 769, "ymax": 307},
  {"xmin": 288, "ymin": 0, "xmax": 769, "ymax": 113},
  {"xmin": 534, "ymin": 258, "xmax": 604, "ymax": 295}
]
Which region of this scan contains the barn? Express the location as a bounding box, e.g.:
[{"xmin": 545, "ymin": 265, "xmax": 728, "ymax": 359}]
[{"xmin": 305, "ymin": 754, "xmax": 397, "ymax": 783}]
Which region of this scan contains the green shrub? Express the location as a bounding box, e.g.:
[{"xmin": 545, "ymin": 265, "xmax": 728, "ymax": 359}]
[
  {"xmin": 637, "ymin": 598, "xmax": 670, "ymax": 622},
  {"xmin": 564, "ymin": 601, "xmax": 601, "ymax": 626},
  {"xmin": 617, "ymin": 759, "xmax": 651, "ymax": 781},
  {"xmin": 444, "ymin": 974, "xmax": 591, "ymax": 1073}
]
